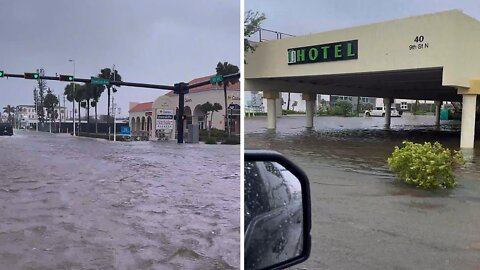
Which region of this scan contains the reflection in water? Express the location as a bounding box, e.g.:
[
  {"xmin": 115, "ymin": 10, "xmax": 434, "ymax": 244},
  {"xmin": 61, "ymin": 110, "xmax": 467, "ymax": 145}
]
[{"xmin": 246, "ymin": 115, "xmax": 480, "ymax": 270}]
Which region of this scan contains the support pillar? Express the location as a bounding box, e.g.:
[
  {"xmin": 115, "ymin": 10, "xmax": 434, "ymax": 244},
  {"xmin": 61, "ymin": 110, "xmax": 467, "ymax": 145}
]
[
  {"xmin": 460, "ymin": 94, "xmax": 477, "ymax": 149},
  {"xmin": 276, "ymin": 97, "xmax": 283, "ymax": 117},
  {"xmin": 434, "ymin": 101, "xmax": 442, "ymax": 126},
  {"xmin": 264, "ymin": 91, "xmax": 280, "ymax": 129},
  {"xmin": 303, "ymin": 93, "xmax": 316, "ymax": 128},
  {"xmin": 383, "ymin": 98, "xmax": 392, "ymax": 128},
  {"xmin": 458, "ymin": 82, "xmax": 480, "ymax": 149}
]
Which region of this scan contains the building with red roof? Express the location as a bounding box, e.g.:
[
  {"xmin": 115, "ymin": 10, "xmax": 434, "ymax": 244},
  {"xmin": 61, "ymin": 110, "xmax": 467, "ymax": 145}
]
[{"xmin": 128, "ymin": 75, "xmax": 240, "ymax": 140}]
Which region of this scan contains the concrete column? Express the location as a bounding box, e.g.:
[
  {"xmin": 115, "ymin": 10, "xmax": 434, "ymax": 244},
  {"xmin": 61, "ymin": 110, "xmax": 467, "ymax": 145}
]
[
  {"xmin": 264, "ymin": 91, "xmax": 280, "ymax": 129},
  {"xmin": 383, "ymin": 98, "xmax": 392, "ymax": 128},
  {"xmin": 460, "ymin": 94, "xmax": 477, "ymax": 149},
  {"xmin": 192, "ymin": 116, "xmax": 198, "ymax": 125},
  {"xmin": 303, "ymin": 93, "xmax": 317, "ymax": 128},
  {"xmin": 276, "ymin": 97, "xmax": 283, "ymax": 117},
  {"xmin": 434, "ymin": 101, "xmax": 442, "ymax": 126}
]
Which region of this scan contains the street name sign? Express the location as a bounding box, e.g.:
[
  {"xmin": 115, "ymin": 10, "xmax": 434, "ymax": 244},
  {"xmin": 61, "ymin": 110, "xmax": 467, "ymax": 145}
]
[
  {"xmin": 91, "ymin": 77, "xmax": 110, "ymax": 85},
  {"xmin": 210, "ymin": 75, "xmax": 223, "ymax": 84}
]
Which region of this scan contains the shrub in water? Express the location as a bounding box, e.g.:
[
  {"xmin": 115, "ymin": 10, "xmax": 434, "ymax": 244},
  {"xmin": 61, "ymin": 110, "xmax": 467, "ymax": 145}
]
[
  {"xmin": 204, "ymin": 137, "xmax": 217, "ymax": 144},
  {"xmin": 387, "ymin": 141, "xmax": 464, "ymax": 189},
  {"xmin": 222, "ymin": 136, "xmax": 240, "ymax": 145}
]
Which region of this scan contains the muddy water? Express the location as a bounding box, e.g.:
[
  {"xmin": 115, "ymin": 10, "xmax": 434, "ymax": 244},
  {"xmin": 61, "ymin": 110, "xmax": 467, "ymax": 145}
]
[
  {"xmin": 0, "ymin": 130, "xmax": 239, "ymax": 270},
  {"xmin": 246, "ymin": 115, "xmax": 480, "ymax": 270}
]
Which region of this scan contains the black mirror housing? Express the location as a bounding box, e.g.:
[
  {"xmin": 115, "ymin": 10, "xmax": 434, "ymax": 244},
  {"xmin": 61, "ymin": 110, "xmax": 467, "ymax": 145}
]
[{"xmin": 244, "ymin": 150, "xmax": 312, "ymax": 270}]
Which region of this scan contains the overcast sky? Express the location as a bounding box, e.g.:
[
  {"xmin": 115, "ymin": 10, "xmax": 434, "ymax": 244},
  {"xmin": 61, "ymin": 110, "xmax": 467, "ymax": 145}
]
[
  {"xmin": 0, "ymin": 0, "xmax": 240, "ymax": 117},
  {"xmin": 245, "ymin": 0, "xmax": 480, "ymax": 40}
]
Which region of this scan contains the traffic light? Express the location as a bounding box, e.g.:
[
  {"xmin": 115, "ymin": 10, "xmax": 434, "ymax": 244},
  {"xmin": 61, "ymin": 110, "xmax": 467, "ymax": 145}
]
[
  {"xmin": 0, "ymin": 71, "xmax": 4, "ymax": 77},
  {"xmin": 59, "ymin": 74, "xmax": 74, "ymax": 81},
  {"xmin": 24, "ymin": 73, "xmax": 40, "ymax": 79}
]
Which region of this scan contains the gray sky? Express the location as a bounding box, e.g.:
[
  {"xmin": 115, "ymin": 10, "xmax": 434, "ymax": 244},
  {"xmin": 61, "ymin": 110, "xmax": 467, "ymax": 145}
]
[
  {"xmin": 0, "ymin": 0, "xmax": 240, "ymax": 117},
  {"xmin": 245, "ymin": 0, "xmax": 480, "ymax": 39}
]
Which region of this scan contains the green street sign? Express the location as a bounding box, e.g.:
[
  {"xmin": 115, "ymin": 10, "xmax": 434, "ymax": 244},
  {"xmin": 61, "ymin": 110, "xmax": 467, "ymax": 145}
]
[
  {"xmin": 0, "ymin": 71, "xmax": 4, "ymax": 77},
  {"xmin": 91, "ymin": 77, "xmax": 110, "ymax": 85},
  {"xmin": 210, "ymin": 75, "xmax": 223, "ymax": 84}
]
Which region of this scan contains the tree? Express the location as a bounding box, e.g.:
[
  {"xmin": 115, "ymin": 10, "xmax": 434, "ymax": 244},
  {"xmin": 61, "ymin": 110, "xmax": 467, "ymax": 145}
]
[
  {"xmin": 199, "ymin": 102, "xmax": 222, "ymax": 131},
  {"xmin": 64, "ymin": 83, "xmax": 82, "ymax": 133},
  {"xmin": 44, "ymin": 89, "xmax": 59, "ymax": 132},
  {"xmin": 90, "ymin": 84, "xmax": 104, "ymax": 133},
  {"xmin": 215, "ymin": 62, "xmax": 239, "ymax": 134},
  {"xmin": 44, "ymin": 90, "xmax": 59, "ymax": 121},
  {"xmin": 3, "ymin": 105, "xmax": 15, "ymax": 125},
  {"xmin": 98, "ymin": 68, "xmax": 122, "ymax": 129},
  {"xmin": 75, "ymin": 85, "xmax": 87, "ymax": 133},
  {"xmin": 36, "ymin": 68, "xmax": 47, "ymax": 123},
  {"xmin": 244, "ymin": 10, "xmax": 266, "ymax": 53},
  {"xmin": 335, "ymin": 100, "xmax": 353, "ymax": 116},
  {"xmin": 79, "ymin": 83, "xmax": 98, "ymax": 133}
]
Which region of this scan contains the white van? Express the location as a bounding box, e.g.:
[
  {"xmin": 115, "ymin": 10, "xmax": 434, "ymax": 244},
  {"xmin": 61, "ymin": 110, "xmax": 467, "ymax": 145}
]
[{"xmin": 365, "ymin": 106, "xmax": 401, "ymax": 117}]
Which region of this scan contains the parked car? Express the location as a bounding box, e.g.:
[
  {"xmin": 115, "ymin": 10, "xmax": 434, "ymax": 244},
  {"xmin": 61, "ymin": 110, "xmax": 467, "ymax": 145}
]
[
  {"xmin": 0, "ymin": 123, "xmax": 13, "ymax": 136},
  {"xmin": 245, "ymin": 150, "xmax": 311, "ymax": 270},
  {"xmin": 365, "ymin": 106, "xmax": 401, "ymax": 117}
]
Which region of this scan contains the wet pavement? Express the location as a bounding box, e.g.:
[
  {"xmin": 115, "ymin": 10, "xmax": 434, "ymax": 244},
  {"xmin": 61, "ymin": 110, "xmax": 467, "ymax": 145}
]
[
  {"xmin": 0, "ymin": 130, "xmax": 240, "ymax": 270},
  {"xmin": 245, "ymin": 114, "xmax": 480, "ymax": 270}
]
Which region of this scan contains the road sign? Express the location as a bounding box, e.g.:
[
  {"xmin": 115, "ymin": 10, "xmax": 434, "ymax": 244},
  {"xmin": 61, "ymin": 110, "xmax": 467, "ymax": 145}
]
[
  {"xmin": 91, "ymin": 77, "xmax": 110, "ymax": 85},
  {"xmin": 156, "ymin": 109, "xmax": 174, "ymax": 129},
  {"xmin": 210, "ymin": 75, "xmax": 223, "ymax": 84}
]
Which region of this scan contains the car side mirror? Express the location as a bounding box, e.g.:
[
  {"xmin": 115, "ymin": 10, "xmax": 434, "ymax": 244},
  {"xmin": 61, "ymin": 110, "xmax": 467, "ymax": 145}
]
[{"xmin": 244, "ymin": 150, "xmax": 311, "ymax": 270}]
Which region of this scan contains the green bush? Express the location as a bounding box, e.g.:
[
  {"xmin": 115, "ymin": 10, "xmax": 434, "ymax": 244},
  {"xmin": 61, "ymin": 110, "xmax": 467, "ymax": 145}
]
[
  {"xmin": 222, "ymin": 136, "xmax": 240, "ymax": 144},
  {"xmin": 333, "ymin": 101, "xmax": 353, "ymax": 116},
  {"xmin": 204, "ymin": 137, "xmax": 217, "ymax": 144},
  {"xmin": 199, "ymin": 128, "xmax": 227, "ymax": 138},
  {"xmin": 387, "ymin": 141, "xmax": 464, "ymax": 189}
]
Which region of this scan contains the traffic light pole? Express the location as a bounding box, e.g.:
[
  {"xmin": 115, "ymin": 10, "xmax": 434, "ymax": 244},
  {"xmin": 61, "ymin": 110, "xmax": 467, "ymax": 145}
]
[
  {"xmin": 177, "ymin": 93, "xmax": 185, "ymax": 143},
  {"xmin": 1, "ymin": 72, "xmax": 240, "ymax": 143}
]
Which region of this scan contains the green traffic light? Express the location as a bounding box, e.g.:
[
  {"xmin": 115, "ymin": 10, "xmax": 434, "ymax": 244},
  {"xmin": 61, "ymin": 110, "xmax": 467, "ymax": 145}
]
[
  {"xmin": 34, "ymin": 74, "xmax": 39, "ymax": 79},
  {"xmin": 69, "ymin": 76, "xmax": 73, "ymax": 81},
  {"xmin": 0, "ymin": 71, "xmax": 3, "ymax": 77}
]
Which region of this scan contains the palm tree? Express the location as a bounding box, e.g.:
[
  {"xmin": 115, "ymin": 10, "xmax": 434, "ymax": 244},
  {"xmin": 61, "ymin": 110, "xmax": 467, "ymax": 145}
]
[
  {"xmin": 64, "ymin": 83, "xmax": 81, "ymax": 134},
  {"xmin": 215, "ymin": 62, "xmax": 239, "ymax": 134},
  {"xmin": 90, "ymin": 84, "xmax": 104, "ymax": 133},
  {"xmin": 74, "ymin": 85, "xmax": 85, "ymax": 134},
  {"xmin": 3, "ymin": 105, "xmax": 15, "ymax": 125},
  {"xmin": 80, "ymin": 83, "xmax": 98, "ymax": 133},
  {"xmin": 98, "ymin": 68, "xmax": 122, "ymax": 127}
]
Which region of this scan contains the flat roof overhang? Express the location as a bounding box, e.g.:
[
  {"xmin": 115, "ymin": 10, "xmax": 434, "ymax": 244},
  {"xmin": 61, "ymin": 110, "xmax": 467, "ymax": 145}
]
[{"xmin": 246, "ymin": 67, "xmax": 462, "ymax": 102}]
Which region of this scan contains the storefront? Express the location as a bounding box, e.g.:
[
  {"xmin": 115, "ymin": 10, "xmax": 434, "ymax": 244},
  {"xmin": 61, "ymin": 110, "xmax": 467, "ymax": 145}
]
[{"xmin": 129, "ymin": 75, "xmax": 240, "ymax": 141}]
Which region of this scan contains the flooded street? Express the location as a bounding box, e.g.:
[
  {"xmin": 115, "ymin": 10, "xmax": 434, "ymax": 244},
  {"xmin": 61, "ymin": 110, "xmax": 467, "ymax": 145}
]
[
  {"xmin": 246, "ymin": 114, "xmax": 480, "ymax": 270},
  {"xmin": 0, "ymin": 130, "xmax": 239, "ymax": 270}
]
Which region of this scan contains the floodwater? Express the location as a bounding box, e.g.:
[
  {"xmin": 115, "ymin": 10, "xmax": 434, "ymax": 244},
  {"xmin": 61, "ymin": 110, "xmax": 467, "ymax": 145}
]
[
  {"xmin": 0, "ymin": 130, "xmax": 239, "ymax": 270},
  {"xmin": 246, "ymin": 114, "xmax": 480, "ymax": 270}
]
